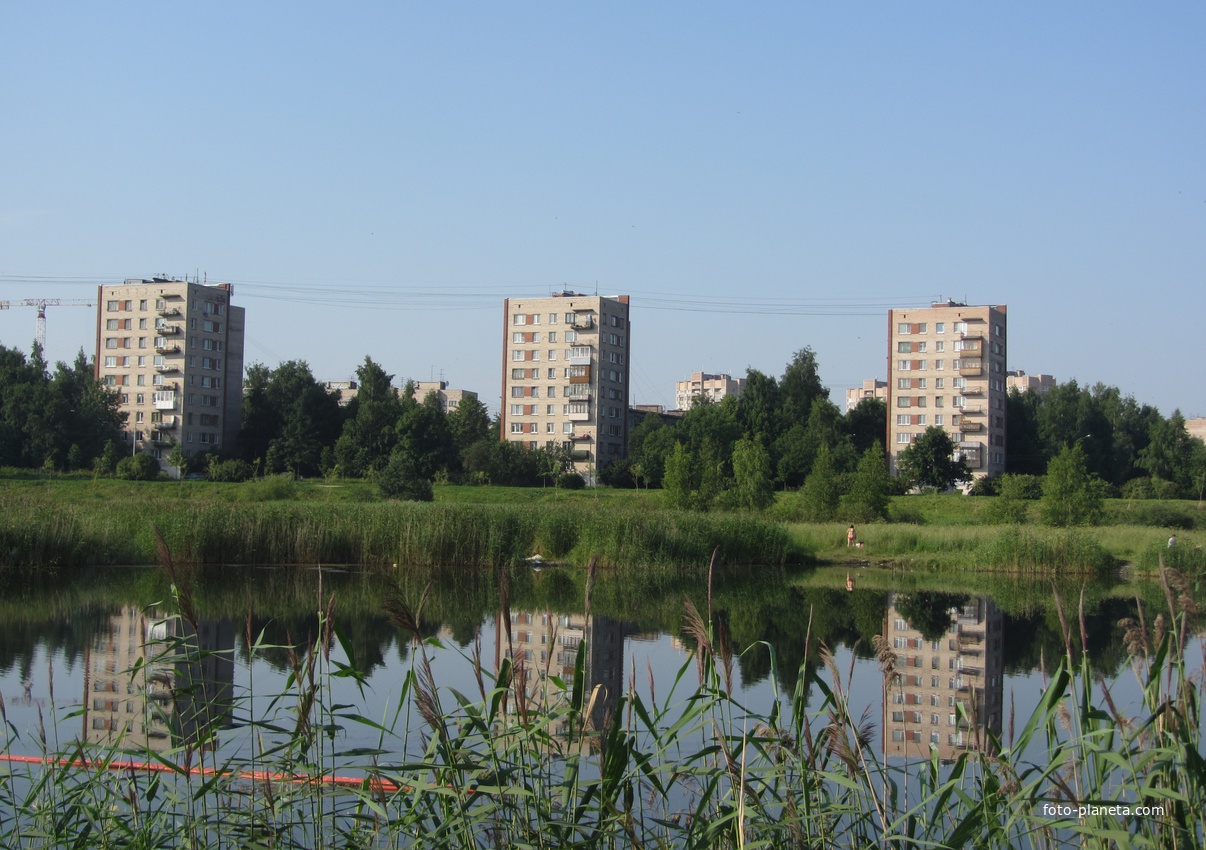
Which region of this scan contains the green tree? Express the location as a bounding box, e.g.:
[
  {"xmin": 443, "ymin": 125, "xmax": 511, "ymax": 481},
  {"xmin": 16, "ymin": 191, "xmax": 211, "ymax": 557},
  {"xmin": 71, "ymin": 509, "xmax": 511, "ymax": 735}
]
[
  {"xmin": 799, "ymin": 444, "xmax": 840, "ymax": 521},
  {"xmin": 662, "ymin": 442, "xmax": 695, "ymax": 510},
  {"xmin": 731, "ymin": 436, "xmax": 774, "ymax": 510},
  {"xmin": 116, "ymin": 453, "xmax": 160, "ymax": 481},
  {"xmin": 896, "ymin": 427, "xmax": 971, "ymax": 490},
  {"xmin": 1041, "ymin": 443, "xmax": 1105, "ymax": 526},
  {"xmin": 844, "ymin": 397, "xmax": 887, "ymax": 456},
  {"xmin": 1005, "ymin": 388, "xmax": 1046, "ymax": 475},
  {"xmin": 333, "ymin": 357, "xmax": 403, "ymax": 477},
  {"xmin": 779, "ymin": 347, "xmax": 827, "ymax": 429},
  {"xmin": 394, "ymin": 385, "xmax": 455, "ymax": 480},
  {"xmin": 843, "ymin": 442, "xmax": 890, "ymax": 522},
  {"xmin": 447, "ymin": 395, "xmax": 492, "ymax": 454},
  {"xmin": 1137, "ymin": 410, "xmax": 1194, "ymax": 493},
  {"xmin": 168, "ymin": 443, "xmax": 187, "ymax": 479}
]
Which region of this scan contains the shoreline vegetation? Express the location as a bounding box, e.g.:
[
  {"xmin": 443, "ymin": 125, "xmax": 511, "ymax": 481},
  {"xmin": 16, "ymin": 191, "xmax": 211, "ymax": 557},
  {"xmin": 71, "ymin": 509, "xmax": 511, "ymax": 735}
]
[{"xmin": 0, "ymin": 473, "xmax": 1202, "ymax": 574}]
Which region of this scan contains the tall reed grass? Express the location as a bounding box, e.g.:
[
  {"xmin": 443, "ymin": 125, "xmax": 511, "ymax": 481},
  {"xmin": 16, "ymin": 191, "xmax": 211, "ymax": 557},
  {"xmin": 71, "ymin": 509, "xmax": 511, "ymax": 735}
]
[{"xmin": 0, "ymin": 499, "xmax": 804, "ymax": 569}]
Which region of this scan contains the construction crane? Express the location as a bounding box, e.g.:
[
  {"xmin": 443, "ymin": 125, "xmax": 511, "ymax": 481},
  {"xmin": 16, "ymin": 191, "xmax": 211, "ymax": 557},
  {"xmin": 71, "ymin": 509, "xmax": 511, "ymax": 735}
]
[{"xmin": 0, "ymin": 298, "xmax": 95, "ymax": 350}]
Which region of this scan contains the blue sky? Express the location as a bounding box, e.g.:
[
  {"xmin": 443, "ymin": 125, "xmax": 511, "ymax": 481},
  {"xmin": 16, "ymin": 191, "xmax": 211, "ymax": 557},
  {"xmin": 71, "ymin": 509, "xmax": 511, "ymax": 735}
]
[{"xmin": 2, "ymin": 3, "xmax": 1203, "ymax": 416}]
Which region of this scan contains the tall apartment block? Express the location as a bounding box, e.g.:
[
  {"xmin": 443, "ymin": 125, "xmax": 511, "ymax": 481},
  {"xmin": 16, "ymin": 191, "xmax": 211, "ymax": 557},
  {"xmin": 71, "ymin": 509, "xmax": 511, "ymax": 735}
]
[
  {"xmin": 501, "ymin": 292, "xmax": 631, "ymax": 478},
  {"xmin": 886, "ymin": 302, "xmax": 1007, "ymax": 480},
  {"xmin": 674, "ymin": 372, "xmax": 745, "ymax": 411},
  {"xmin": 95, "ymin": 278, "xmax": 246, "ymax": 464}
]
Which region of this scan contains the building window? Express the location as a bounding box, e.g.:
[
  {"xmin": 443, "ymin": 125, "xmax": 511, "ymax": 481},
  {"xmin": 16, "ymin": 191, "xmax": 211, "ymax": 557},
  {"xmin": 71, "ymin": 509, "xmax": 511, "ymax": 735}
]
[
  {"xmin": 897, "ymin": 432, "xmax": 912, "ymax": 444},
  {"xmin": 512, "ymin": 314, "xmax": 526, "ymax": 325},
  {"xmin": 897, "ymin": 342, "xmax": 911, "ymax": 353},
  {"xmin": 897, "ymin": 323, "xmax": 910, "ymax": 334},
  {"xmin": 935, "ymin": 322, "xmax": 945, "ymax": 333},
  {"xmin": 510, "ymin": 423, "xmax": 523, "ymax": 433},
  {"xmin": 897, "ymin": 360, "xmax": 910, "ymax": 371},
  {"xmin": 896, "ymin": 397, "xmax": 910, "ymax": 408}
]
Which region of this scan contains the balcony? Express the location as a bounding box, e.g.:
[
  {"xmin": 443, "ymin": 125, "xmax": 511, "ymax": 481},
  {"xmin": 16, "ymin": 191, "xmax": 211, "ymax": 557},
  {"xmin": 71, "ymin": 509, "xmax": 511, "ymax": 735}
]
[
  {"xmin": 151, "ymin": 434, "xmax": 174, "ymax": 447},
  {"xmin": 568, "ymin": 347, "xmax": 593, "ymax": 367},
  {"xmin": 567, "ymin": 408, "xmax": 591, "ymax": 422},
  {"xmin": 155, "ymin": 363, "xmax": 179, "ymax": 373},
  {"xmin": 569, "ymin": 317, "xmax": 596, "ymax": 331},
  {"xmin": 958, "ymin": 359, "xmax": 983, "ymax": 377},
  {"xmin": 958, "ymin": 420, "xmax": 983, "ymax": 433},
  {"xmin": 154, "ymin": 342, "xmax": 180, "ymax": 354},
  {"xmin": 570, "ymin": 449, "xmax": 591, "ymax": 462},
  {"xmin": 568, "ymin": 366, "xmax": 591, "ymax": 385},
  {"xmin": 157, "ymin": 307, "xmax": 181, "ymax": 318},
  {"xmin": 154, "ymin": 323, "xmax": 181, "ymax": 335},
  {"xmin": 955, "ymin": 335, "xmax": 983, "ymax": 354},
  {"xmin": 155, "ymin": 416, "xmax": 177, "ymax": 430},
  {"xmin": 570, "ymin": 432, "xmax": 592, "ymax": 441},
  {"xmin": 153, "ymin": 392, "xmax": 178, "ymax": 411},
  {"xmin": 960, "ymin": 405, "xmax": 986, "ymax": 416}
]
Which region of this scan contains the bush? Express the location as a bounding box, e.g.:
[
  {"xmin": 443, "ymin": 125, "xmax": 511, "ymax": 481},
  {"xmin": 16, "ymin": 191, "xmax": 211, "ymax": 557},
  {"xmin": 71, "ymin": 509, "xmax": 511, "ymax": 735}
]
[
  {"xmin": 378, "ymin": 456, "xmax": 435, "ymax": 502},
  {"xmin": 116, "ymin": 453, "xmax": 160, "ymax": 481},
  {"xmin": 1121, "ymin": 477, "xmax": 1153, "ymax": 500},
  {"xmin": 967, "ymin": 477, "xmax": 998, "ymax": 497},
  {"xmin": 238, "ymin": 474, "xmax": 297, "ymax": 501},
  {"xmin": 208, "ymin": 458, "xmax": 255, "ymax": 483},
  {"xmin": 557, "ymin": 472, "xmax": 586, "ymax": 490}
]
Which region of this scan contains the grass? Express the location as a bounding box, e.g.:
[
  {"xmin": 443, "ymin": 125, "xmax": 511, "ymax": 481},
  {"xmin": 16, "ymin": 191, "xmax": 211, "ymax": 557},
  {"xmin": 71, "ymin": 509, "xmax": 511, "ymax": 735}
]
[
  {"xmin": 3, "ymin": 472, "xmax": 1205, "ymax": 574},
  {"xmin": 1, "ymin": 541, "xmax": 1201, "ymax": 848}
]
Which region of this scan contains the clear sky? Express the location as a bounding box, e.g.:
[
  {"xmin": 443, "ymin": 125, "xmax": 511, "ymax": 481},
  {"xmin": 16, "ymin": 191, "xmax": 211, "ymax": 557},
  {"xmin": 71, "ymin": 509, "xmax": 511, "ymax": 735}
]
[{"xmin": 2, "ymin": 3, "xmax": 1203, "ymax": 417}]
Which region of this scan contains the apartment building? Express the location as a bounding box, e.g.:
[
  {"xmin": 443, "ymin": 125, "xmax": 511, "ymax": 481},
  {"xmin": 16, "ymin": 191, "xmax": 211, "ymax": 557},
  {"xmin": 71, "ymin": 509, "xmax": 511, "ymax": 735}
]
[
  {"xmin": 412, "ymin": 380, "xmax": 478, "ymax": 414},
  {"xmin": 1005, "ymin": 370, "xmax": 1056, "ymax": 396},
  {"xmin": 674, "ymin": 372, "xmax": 745, "ymax": 411},
  {"xmin": 845, "ymin": 378, "xmax": 888, "ymax": 412},
  {"xmin": 887, "ymin": 302, "xmax": 1007, "ymax": 481},
  {"xmin": 500, "ymin": 292, "xmax": 631, "ymax": 478},
  {"xmin": 95, "ymin": 278, "xmax": 245, "ymax": 466},
  {"xmin": 882, "ymin": 594, "xmax": 1004, "ymax": 762}
]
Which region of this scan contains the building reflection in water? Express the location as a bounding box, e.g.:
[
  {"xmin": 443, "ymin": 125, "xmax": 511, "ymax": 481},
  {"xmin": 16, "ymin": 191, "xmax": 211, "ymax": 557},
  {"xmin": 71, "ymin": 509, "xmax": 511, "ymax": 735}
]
[
  {"xmin": 82, "ymin": 607, "xmax": 235, "ymax": 752},
  {"xmin": 495, "ymin": 609, "xmax": 635, "ymax": 737},
  {"xmin": 882, "ymin": 594, "xmax": 1004, "ymax": 761}
]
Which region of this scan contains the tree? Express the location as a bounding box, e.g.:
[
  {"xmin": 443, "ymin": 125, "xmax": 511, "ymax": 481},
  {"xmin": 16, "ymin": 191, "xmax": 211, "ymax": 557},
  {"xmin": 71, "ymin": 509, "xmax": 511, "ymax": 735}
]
[
  {"xmin": 799, "ymin": 444, "xmax": 840, "ymax": 521},
  {"xmin": 1005, "ymin": 388, "xmax": 1046, "ymax": 475},
  {"xmin": 333, "ymin": 357, "xmax": 403, "ymax": 477},
  {"xmin": 731, "ymin": 436, "xmax": 774, "ymax": 510},
  {"xmin": 116, "ymin": 453, "xmax": 160, "ymax": 481},
  {"xmin": 168, "ymin": 444, "xmax": 187, "ymax": 479},
  {"xmin": 843, "ymin": 442, "xmax": 891, "ymax": 522},
  {"xmin": 1041, "ymin": 443, "xmax": 1105, "ymax": 527},
  {"xmin": 447, "ymin": 395, "xmax": 492, "ymax": 454},
  {"xmin": 844, "ymin": 397, "xmax": 887, "ymax": 456},
  {"xmin": 896, "ymin": 427, "xmax": 972, "ymax": 490},
  {"xmin": 779, "ymin": 347, "xmax": 828, "ymax": 429},
  {"xmin": 1137, "ymin": 410, "xmax": 1194, "ymax": 493},
  {"xmin": 662, "ymin": 442, "xmax": 695, "ymax": 510},
  {"xmin": 394, "ymin": 386, "xmax": 455, "ymax": 480}
]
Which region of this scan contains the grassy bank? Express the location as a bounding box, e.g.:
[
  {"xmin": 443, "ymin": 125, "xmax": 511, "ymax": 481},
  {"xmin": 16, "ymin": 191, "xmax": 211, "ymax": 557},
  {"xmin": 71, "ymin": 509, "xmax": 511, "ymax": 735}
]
[
  {"xmin": 0, "ymin": 492, "xmax": 803, "ymax": 569},
  {"xmin": 2, "ymin": 474, "xmax": 1203, "ymax": 574}
]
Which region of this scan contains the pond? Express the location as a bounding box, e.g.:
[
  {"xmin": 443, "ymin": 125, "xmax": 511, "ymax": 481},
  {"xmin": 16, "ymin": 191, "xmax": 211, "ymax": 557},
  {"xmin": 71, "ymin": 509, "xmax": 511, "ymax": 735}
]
[{"xmin": 0, "ymin": 562, "xmax": 1202, "ymax": 847}]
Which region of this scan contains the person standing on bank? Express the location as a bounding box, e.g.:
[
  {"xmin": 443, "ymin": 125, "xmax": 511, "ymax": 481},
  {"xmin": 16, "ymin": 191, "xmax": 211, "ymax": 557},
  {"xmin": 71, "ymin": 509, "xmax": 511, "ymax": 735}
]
[{"xmin": 847, "ymin": 526, "xmax": 856, "ymax": 547}]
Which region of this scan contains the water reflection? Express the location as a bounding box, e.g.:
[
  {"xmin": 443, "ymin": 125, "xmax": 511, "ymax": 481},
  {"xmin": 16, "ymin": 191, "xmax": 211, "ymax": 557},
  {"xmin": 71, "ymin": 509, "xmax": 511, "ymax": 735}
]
[
  {"xmin": 497, "ymin": 609, "xmax": 639, "ymax": 735},
  {"xmin": 882, "ymin": 594, "xmax": 1004, "ymax": 761},
  {"xmin": 82, "ymin": 607, "xmax": 235, "ymax": 752}
]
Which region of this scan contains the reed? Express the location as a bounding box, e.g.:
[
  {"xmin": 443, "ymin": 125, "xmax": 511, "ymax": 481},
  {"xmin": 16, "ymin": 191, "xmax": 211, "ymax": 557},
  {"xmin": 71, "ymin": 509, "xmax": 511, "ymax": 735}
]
[{"xmin": 0, "ymin": 498, "xmax": 803, "ymax": 569}]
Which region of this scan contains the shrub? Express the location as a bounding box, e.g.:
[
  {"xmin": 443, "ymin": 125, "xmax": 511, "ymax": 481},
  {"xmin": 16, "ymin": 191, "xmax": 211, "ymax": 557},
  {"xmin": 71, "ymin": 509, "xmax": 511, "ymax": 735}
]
[
  {"xmin": 378, "ymin": 456, "xmax": 435, "ymax": 502},
  {"xmin": 557, "ymin": 472, "xmax": 586, "ymax": 490},
  {"xmin": 239, "ymin": 474, "xmax": 297, "ymax": 501},
  {"xmin": 208, "ymin": 458, "xmax": 255, "ymax": 483},
  {"xmin": 116, "ymin": 453, "xmax": 160, "ymax": 481}
]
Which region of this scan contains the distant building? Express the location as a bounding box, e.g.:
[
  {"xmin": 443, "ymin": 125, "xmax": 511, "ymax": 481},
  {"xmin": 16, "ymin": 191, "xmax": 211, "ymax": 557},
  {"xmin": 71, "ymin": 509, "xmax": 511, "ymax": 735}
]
[
  {"xmin": 674, "ymin": 372, "xmax": 745, "ymax": 411},
  {"xmin": 325, "ymin": 380, "xmax": 359, "ymax": 406},
  {"xmin": 95, "ymin": 278, "xmax": 245, "ymax": 466},
  {"xmin": 1005, "ymin": 370, "xmax": 1055, "ymax": 395},
  {"xmin": 846, "ymin": 379, "xmax": 887, "ymax": 412},
  {"xmin": 887, "ymin": 301, "xmax": 1007, "ymax": 481},
  {"xmin": 1186, "ymin": 417, "xmax": 1206, "ymax": 444},
  {"xmin": 628, "ymin": 404, "xmax": 683, "ymax": 434},
  {"xmin": 501, "ymin": 292, "xmax": 631, "ymax": 478},
  {"xmin": 412, "ymin": 380, "xmax": 477, "ymax": 414}
]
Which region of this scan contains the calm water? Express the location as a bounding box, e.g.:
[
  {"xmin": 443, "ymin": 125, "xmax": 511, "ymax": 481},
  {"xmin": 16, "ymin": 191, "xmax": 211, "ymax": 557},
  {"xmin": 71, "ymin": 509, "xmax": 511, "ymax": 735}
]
[{"xmin": 0, "ymin": 564, "xmax": 1201, "ymax": 766}]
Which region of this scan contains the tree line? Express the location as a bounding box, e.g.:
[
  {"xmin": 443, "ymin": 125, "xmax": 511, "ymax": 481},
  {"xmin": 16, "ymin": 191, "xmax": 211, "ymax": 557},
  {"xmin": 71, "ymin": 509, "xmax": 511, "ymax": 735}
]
[{"xmin": 1, "ymin": 341, "xmax": 1202, "ymax": 508}]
